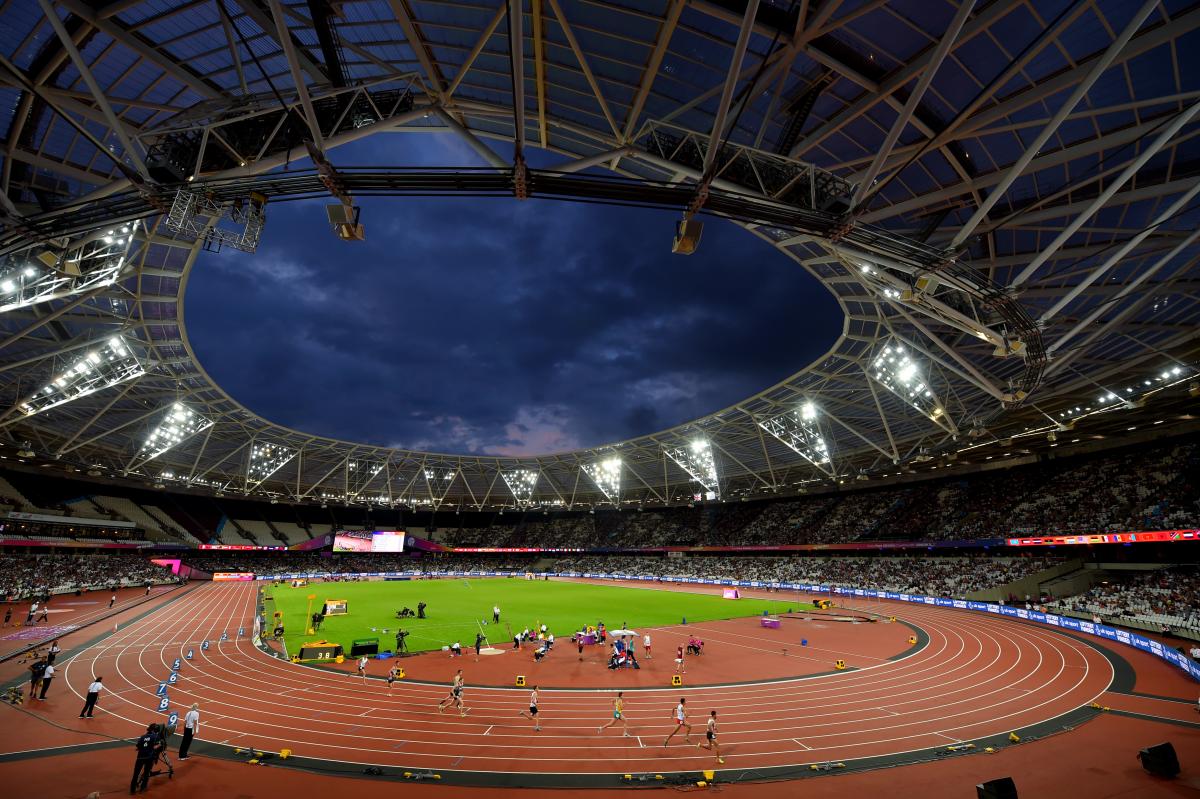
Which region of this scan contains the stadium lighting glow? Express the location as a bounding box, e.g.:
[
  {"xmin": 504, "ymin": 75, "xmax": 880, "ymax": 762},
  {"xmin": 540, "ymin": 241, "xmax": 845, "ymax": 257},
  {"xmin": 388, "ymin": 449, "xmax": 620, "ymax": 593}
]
[
  {"xmin": 139, "ymin": 402, "xmax": 212, "ymax": 461},
  {"xmin": 665, "ymin": 439, "xmax": 720, "ymax": 498},
  {"xmin": 582, "ymin": 457, "xmax": 621, "ymax": 502},
  {"xmin": 870, "ymin": 343, "xmax": 944, "ymax": 421},
  {"xmin": 759, "ymin": 401, "xmax": 834, "ymax": 477},
  {"xmin": 17, "ymin": 335, "xmax": 145, "ymax": 418},
  {"xmin": 247, "ymin": 442, "xmax": 294, "ymax": 483},
  {"xmin": 0, "ymin": 227, "xmax": 134, "ymax": 314},
  {"xmin": 348, "ymin": 460, "xmax": 385, "ymax": 497},
  {"xmin": 501, "ymin": 468, "xmax": 539, "ymax": 506}
]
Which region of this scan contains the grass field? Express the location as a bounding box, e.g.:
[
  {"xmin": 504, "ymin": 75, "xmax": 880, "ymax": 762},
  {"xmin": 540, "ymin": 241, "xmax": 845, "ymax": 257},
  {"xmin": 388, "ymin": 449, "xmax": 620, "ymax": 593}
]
[{"xmin": 264, "ymin": 578, "xmax": 803, "ymax": 655}]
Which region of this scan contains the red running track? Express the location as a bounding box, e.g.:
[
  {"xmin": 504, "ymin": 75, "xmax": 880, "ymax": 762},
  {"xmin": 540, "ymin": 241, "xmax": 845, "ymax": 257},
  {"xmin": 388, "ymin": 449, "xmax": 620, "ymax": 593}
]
[{"xmin": 47, "ymin": 581, "xmax": 1113, "ymax": 777}]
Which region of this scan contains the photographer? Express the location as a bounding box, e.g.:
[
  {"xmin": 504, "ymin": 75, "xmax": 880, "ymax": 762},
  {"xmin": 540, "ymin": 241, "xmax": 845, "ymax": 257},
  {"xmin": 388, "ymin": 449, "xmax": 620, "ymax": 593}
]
[
  {"xmin": 394, "ymin": 629, "xmax": 409, "ymax": 654},
  {"xmin": 130, "ymin": 723, "xmax": 164, "ymax": 793}
]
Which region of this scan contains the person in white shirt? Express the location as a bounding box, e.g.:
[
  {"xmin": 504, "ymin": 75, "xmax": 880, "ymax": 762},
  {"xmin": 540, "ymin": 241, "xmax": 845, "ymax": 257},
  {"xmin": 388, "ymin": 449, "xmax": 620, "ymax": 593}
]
[
  {"xmin": 34, "ymin": 663, "xmax": 55, "ymax": 700},
  {"xmin": 79, "ymin": 676, "xmax": 103, "ymax": 718},
  {"xmin": 493, "ymin": 605, "xmax": 501, "ymax": 623},
  {"xmin": 644, "ymin": 633, "xmax": 652, "ymax": 659},
  {"xmin": 1189, "ymin": 645, "xmax": 1200, "ymax": 661},
  {"xmin": 663, "ymin": 697, "xmax": 692, "ymax": 747},
  {"xmin": 179, "ymin": 703, "xmax": 200, "ymax": 759},
  {"xmin": 355, "ymin": 655, "xmax": 369, "ymax": 681}
]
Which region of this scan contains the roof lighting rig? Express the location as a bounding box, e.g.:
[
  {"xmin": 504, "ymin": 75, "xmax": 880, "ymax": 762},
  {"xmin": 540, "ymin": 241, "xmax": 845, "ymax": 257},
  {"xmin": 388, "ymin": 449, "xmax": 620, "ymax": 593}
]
[
  {"xmin": 665, "ymin": 439, "xmax": 721, "ymax": 500},
  {"xmin": 246, "ymin": 442, "xmax": 295, "ymax": 488},
  {"xmin": 582, "ymin": 457, "xmax": 622, "ymax": 503},
  {"xmin": 136, "ymin": 402, "xmax": 213, "ymax": 463},
  {"xmin": 163, "ymin": 189, "xmax": 267, "ymax": 253},
  {"xmin": 869, "ymin": 343, "xmax": 948, "ymax": 425},
  {"xmin": 347, "ymin": 459, "xmax": 386, "ymax": 499},
  {"xmin": 758, "ymin": 401, "xmax": 836, "ymax": 478},
  {"xmin": 501, "ymin": 468, "xmax": 540, "ymax": 507},
  {"xmin": 0, "ymin": 224, "xmax": 137, "ymax": 312},
  {"xmin": 16, "ymin": 336, "xmax": 145, "ymax": 418}
]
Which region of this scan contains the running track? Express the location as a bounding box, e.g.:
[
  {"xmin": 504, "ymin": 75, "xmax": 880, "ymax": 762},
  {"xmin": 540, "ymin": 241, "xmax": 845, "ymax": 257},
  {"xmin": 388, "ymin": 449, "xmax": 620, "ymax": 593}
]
[{"xmin": 57, "ymin": 581, "xmax": 1114, "ymax": 779}]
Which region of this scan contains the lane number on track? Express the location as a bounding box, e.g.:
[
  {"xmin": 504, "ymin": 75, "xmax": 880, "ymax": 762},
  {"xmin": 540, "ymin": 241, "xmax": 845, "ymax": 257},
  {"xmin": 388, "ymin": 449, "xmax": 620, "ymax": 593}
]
[
  {"xmin": 167, "ymin": 672, "xmax": 179, "ymax": 685},
  {"xmin": 186, "ymin": 649, "xmax": 194, "ymax": 660},
  {"xmin": 201, "ymin": 641, "xmax": 210, "ymax": 651},
  {"xmin": 171, "ymin": 658, "xmax": 181, "ymax": 671},
  {"xmin": 155, "ymin": 683, "xmax": 167, "ymax": 696},
  {"xmin": 220, "ymin": 632, "xmax": 228, "ymax": 642},
  {"xmin": 157, "ymin": 697, "xmax": 169, "ymax": 712}
]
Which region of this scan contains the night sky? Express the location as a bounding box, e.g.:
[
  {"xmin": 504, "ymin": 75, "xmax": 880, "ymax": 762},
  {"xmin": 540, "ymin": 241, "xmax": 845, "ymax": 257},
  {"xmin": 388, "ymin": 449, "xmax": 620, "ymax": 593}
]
[{"xmin": 184, "ymin": 134, "xmax": 841, "ymax": 455}]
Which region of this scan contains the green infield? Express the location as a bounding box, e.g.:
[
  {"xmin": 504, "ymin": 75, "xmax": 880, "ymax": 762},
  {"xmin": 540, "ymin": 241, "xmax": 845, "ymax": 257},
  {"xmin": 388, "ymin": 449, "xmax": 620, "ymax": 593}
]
[{"xmin": 263, "ymin": 578, "xmax": 802, "ymax": 655}]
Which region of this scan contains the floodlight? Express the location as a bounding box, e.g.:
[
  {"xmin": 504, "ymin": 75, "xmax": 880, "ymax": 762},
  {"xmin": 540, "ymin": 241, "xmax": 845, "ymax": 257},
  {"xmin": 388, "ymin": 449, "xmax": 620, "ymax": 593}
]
[
  {"xmin": 665, "ymin": 439, "xmax": 719, "ymax": 497},
  {"xmin": 0, "ymin": 230, "xmax": 132, "ymax": 314},
  {"xmin": 869, "ymin": 342, "xmax": 945, "ymax": 421},
  {"xmin": 139, "ymin": 402, "xmax": 213, "ymax": 461},
  {"xmin": 759, "ymin": 401, "xmax": 834, "ymax": 477},
  {"xmin": 247, "ymin": 442, "xmax": 294, "ymax": 483},
  {"xmin": 348, "ymin": 459, "xmax": 385, "ymax": 497},
  {"xmin": 582, "ymin": 457, "xmax": 621, "ymax": 502},
  {"xmin": 501, "ymin": 469, "xmax": 539, "ymax": 506},
  {"xmin": 17, "ymin": 335, "xmax": 145, "ymax": 417}
]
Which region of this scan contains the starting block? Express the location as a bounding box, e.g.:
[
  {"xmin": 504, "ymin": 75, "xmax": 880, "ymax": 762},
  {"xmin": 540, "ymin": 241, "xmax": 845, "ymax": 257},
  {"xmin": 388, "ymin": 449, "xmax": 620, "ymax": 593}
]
[
  {"xmin": 671, "ymin": 674, "xmax": 682, "ymax": 686},
  {"xmin": 801, "ymin": 638, "xmax": 808, "ymax": 646},
  {"xmin": 280, "ymin": 749, "xmax": 292, "ymax": 760},
  {"xmin": 515, "ymin": 675, "xmax": 526, "ymax": 687},
  {"xmin": 834, "ymin": 659, "xmax": 846, "ymax": 670},
  {"xmin": 1008, "ymin": 732, "xmax": 1020, "ymax": 743},
  {"xmin": 907, "ymin": 635, "xmax": 917, "ymax": 644},
  {"xmin": 889, "ymin": 616, "xmax": 896, "ymax": 623}
]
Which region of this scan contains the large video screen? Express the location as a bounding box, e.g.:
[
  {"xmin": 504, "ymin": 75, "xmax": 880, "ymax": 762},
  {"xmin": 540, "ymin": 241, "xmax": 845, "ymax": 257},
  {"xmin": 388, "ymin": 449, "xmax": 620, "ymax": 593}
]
[{"xmin": 332, "ymin": 530, "xmax": 406, "ymax": 553}]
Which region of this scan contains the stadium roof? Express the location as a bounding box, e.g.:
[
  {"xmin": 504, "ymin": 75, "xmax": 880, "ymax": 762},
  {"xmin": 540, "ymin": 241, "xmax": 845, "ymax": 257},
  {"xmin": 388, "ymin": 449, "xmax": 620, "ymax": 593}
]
[{"xmin": 0, "ymin": 0, "xmax": 1198, "ymax": 509}]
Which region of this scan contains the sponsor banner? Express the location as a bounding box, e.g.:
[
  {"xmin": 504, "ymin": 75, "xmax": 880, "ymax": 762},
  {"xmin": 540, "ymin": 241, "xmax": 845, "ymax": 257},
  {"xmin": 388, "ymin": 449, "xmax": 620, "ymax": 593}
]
[
  {"xmin": 5, "ymin": 510, "xmax": 136, "ymax": 528},
  {"xmin": 1005, "ymin": 529, "xmax": 1199, "ymax": 546},
  {"xmin": 213, "ymin": 572, "xmax": 255, "ymax": 581},
  {"xmin": 953, "ymin": 600, "xmax": 968, "ymax": 610},
  {"xmin": 200, "ymin": 544, "xmax": 285, "ymax": 551}
]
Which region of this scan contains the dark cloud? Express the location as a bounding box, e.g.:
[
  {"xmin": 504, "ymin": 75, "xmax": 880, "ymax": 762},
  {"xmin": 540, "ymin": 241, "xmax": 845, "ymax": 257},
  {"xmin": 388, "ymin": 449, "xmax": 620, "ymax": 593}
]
[{"xmin": 184, "ymin": 135, "xmax": 841, "ymax": 454}]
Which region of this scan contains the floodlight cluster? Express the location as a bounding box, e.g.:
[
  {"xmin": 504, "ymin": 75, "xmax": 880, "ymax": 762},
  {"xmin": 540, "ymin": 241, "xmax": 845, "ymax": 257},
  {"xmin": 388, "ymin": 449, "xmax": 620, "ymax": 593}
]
[
  {"xmin": 19, "ymin": 336, "xmax": 145, "ymax": 418},
  {"xmin": 140, "ymin": 403, "xmax": 212, "ymax": 461},
  {"xmin": 1059, "ymin": 364, "xmax": 1193, "ymax": 421},
  {"xmin": 759, "ymin": 401, "xmax": 834, "ymax": 475},
  {"xmin": 665, "ymin": 439, "xmax": 720, "ymax": 497},
  {"xmin": 247, "ymin": 442, "xmax": 294, "ymax": 483},
  {"xmin": 347, "ymin": 460, "xmax": 385, "ymax": 496},
  {"xmin": 0, "ymin": 227, "xmax": 132, "ymax": 314},
  {"xmin": 582, "ymin": 457, "xmax": 622, "ymax": 501},
  {"xmin": 870, "ymin": 344, "xmax": 944, "ymax": 420},
  {"xmin": 424, "ymin": 469, "xmax": 455, "ymax": 480},
  {"xmin": 501, "ymin": 468, "xmax": 539, "ymax": 505}
]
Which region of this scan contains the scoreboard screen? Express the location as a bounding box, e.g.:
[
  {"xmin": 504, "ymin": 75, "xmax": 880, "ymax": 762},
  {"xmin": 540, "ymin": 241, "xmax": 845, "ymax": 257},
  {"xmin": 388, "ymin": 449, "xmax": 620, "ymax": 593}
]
[{"xmin": 332, "ymin": 530, "xmax": 406, "ymax": 553}]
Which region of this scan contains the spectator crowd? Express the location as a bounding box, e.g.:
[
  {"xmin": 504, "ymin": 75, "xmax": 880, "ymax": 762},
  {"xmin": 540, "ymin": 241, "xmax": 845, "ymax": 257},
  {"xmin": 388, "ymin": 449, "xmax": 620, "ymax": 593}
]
[
  {"xmin": 1047, "ymin": 566, "xmax": 1200, "ymax": 634},
  {"xmin": 0, "ymin": 553, "xmax": 173, "ymax": 599}
]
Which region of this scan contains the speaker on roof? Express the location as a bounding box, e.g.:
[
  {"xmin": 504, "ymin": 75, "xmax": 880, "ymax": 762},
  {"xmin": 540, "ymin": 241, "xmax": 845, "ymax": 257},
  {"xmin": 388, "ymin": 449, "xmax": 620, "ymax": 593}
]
[{"xmin": 672, "ymin": 219, "xmax": 703, "ymax": 255}]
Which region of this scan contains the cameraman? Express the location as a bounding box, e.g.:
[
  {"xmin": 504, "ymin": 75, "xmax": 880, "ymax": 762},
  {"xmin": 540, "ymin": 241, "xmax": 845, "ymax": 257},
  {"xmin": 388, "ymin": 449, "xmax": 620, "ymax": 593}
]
[
  {"xmin": 131, "ymin": 723, "xmax": 163, "ymax": 793},
  {"xmin": 394, "ymin": 629, "xmax": 409, "ymax": 654}
]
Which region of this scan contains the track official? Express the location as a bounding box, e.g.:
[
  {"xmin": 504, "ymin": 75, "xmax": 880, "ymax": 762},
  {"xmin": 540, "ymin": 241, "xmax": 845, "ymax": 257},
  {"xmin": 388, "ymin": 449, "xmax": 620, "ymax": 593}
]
[
  {"xmin": 179, "ymin": 703, "xmax": 200, "ymax": 760},
  {"xmin": 79, "ymin": 676, "xmax": 103, "ymax": 718}
]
